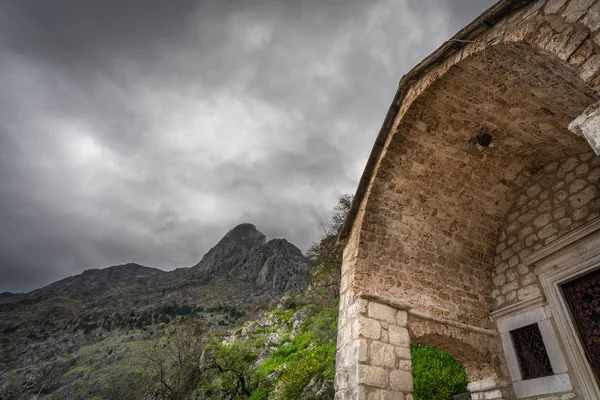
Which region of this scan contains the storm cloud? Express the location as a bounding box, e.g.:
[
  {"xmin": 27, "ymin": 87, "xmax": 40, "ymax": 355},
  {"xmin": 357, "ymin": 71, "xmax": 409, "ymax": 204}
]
[{"xmin": 0, "ymin": 0, "xmax": 495, "ymax": 293}]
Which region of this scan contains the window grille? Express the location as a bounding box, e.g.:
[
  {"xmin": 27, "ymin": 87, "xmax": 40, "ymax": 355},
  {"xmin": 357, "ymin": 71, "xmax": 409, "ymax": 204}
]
[{"xmin": 510, "ymin": 323, "xmax": 554, "ymax": 380}]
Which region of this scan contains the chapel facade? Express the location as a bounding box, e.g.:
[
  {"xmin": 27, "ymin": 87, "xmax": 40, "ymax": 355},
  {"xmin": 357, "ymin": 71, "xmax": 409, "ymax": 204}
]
[{"xmin": 335, "ymin": 1, "xmax": 600, "ymax": 399}]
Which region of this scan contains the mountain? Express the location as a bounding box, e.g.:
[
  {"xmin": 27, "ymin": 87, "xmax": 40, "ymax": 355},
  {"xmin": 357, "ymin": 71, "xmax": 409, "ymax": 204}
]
[
  {"xmin": 0, "ymin": 292, "xmax": 24, "ymax": 304},
  {"xmin": 27, "ymin": 263, "xmax": 167, "ymax": 299},
  {"xmin": 193, "ymin": 223, "xmax": 311, "ymax": 293},
  {"xmin": 194, "ymin": 223, "xmax": 267, "ymax": 273},
  {"xmin": 0, "ymin": 223, "xmax": 311, "ymax": 392}
]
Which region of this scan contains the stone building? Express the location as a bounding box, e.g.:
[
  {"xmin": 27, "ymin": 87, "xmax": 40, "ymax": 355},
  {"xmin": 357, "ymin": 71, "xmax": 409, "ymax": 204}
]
[{"xmin": 335, "ymin": 1, "xmax": 600, "ymax": 399}]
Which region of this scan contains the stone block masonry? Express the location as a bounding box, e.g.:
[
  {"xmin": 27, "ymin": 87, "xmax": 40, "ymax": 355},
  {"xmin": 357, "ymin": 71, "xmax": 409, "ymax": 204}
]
[
  {"xmin": 492, "ymin": 153, "xmax": 600, "ymax": 309},
  {"xmin": 335, "ymin": 0, "xmax": 600, "ymax": 398},
  {"xmin": 335, "ymin": 293, "xmax": 412, "ymax": 400}
]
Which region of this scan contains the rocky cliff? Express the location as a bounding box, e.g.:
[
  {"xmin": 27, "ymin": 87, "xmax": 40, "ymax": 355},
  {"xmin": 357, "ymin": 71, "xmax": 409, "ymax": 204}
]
[
  {"xmin": 0, "ymin": 223, "xmax": 311, "ymax": 385},
  {"xmin": 193, "ymin": 223, "xmax": 310, "ymax": 293}
]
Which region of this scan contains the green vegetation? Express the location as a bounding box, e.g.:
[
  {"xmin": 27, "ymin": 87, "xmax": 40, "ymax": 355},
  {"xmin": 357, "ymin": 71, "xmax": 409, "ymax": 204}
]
[
  {"xmin": 71, "ymin": 303, "xmax": 246, "ymax": 333},
  {"xmin": 198, "ymin": 338, "xmax": 264, "ymax": 399},
  {"xmin": 307, "ymin": 194, "xmax": 353, "ymax": 295},
  {"xmin": 253, "ymin": 301, "xmax": 337, "ymax": 399},
  {"xmin": 0, "ymin": 194, "xmax": 471, "ymax": 399},
  {"xmin": 146, "ymin": 320, "xmax": 207, "ymax": 400},
  {"xmin": 125, "ymin": 298, "xmax": 337, "ymax": 399},
  {"xmin": 0, "ymin": 332, "xmax": 155, "ymax": 400},
  {"xmin": 411, "ymin": 344, "xmax": 469, "ymax": 400}
]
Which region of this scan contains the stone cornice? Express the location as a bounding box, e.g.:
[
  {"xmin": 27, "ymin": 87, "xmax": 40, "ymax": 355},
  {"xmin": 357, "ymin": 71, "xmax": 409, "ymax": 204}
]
[
  {"xmin": 409, "ymin": 309, "xmax": 498, "ymax": 337},
  {"xmin": 523, "ymin": 217, "xmax": 600, "ymax": 266},
  {"xmin": 354, "ymin": 291, "xmax": 498, "ymax": 337},
  {"xmin": 354, "ymin": 291, "xmax": 412, "ymax": 311},
  {"xmin": 490, "ymin": 295, "xmax": 545, "ymax": 321}
]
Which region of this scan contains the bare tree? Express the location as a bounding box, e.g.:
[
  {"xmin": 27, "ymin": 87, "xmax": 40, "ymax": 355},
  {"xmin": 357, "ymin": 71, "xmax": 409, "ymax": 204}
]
[
  {"xmin": 307, "ymin": 194, "xmax": 353, "ymax": 294},
  {"xmin": 145, "ymin": 319, "xmax": 207, "ymax": 400}
]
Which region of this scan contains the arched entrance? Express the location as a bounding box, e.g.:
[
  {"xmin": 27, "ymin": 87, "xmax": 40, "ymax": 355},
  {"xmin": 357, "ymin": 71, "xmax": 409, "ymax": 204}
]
[
  {"xmin": 336, "ymin": 1, "xmax": 600, "ymax": 399},
  {"xmin": 410, "ymin": 343, "xmax": 469, "ymax": 400}
]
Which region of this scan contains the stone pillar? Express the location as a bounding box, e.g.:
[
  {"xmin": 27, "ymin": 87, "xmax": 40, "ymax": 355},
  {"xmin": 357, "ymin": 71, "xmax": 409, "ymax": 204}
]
[{"xmin": 335, "ymin": 291, "xmax": 413, "ymax": 400}]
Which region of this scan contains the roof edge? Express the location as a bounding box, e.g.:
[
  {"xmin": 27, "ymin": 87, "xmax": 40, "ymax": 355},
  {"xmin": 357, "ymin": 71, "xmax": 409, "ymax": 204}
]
[{"xmin": 338, "ymin": 0, "xmax": 535, "ymax": 241}]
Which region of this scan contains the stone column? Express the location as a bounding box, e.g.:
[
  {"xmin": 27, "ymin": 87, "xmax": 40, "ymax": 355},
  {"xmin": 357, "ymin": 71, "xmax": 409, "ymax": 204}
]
[{"xmin": 335, "ymin": 291, "xmax": 413, "ymax": 400}]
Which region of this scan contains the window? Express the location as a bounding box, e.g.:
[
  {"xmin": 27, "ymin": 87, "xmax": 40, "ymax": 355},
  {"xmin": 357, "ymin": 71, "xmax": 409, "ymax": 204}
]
[
  {"xmin": 492, "ymin": 303, "xmax": 572, "ymax": 398},
  {"xmin": 521, "ymin": 217, "xmax": 600, "ymax": 399},
  {"xmin": 510, "ymin": 323, "xmax": 554, "ymax": 380}
]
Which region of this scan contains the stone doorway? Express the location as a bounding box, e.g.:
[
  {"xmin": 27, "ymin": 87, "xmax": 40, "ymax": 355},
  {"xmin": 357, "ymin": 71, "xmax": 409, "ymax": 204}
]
[{"xmin": 561, "ymin": 266, "xmax": 600, "ymax": 385}]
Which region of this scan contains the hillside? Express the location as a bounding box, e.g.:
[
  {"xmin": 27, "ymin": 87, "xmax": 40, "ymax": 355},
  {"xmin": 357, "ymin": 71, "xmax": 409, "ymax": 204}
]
[
  {"xmin": 0, "ymin": 224, "xmax": 311, "ymax": 399},
  {"xmin": 0, "ymin": 196, "xmax": 471, "ymax": 400}
]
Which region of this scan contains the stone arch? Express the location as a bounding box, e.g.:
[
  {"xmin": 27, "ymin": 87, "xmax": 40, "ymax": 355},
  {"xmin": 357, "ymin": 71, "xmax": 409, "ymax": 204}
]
[
  {"xmin": 352, "ymin": 39, "xmax": 596, "ymax": 327},
  {"xmin": 343, "ymin": 0, "xmax": 600, "ymax": 255},
  {"xmin": 409, "ymin": 322, "xmax": 497, "ymax": 382},
  {"xmin": 337, "ymin": 2, "xmax": 600, "ymax": 399}
]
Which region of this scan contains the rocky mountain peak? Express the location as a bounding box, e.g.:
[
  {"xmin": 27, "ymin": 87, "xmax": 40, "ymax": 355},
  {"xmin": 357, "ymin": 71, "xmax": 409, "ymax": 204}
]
[
  {"xmin": 193, "ymin": 223, "xmax": 266, "ymax": 273},
  {"xmin": 192, "ymin": 224, "xmax": 310, "ymax": 293},
  {"xmin": 263, "ymin": 238, "xmax": 304, "ymax": 257}
]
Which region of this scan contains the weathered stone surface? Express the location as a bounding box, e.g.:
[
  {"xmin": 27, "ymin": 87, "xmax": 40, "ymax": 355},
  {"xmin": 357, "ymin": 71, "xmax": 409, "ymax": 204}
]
[
  {"xmin": 570, "ymin": 101, "xmax": 600, "ymax": 154},
  {"xmin": 389, "ymin": 370, "xmax": 413, "ymax": 392},
  {"xmin": 367, "ymin": 388, "xmax": 404, "ymax": 400},
  {"xmin": 579, "ymin": 54, "xmax": 600, "ymax": 82},
  {"xmin": 388, "ymin": 325, "xmax": 410, "ymax": 347},
  {"xmin": 395, "ymin": 346, "xmax": 411, "ymax": 361},
  {"xmin": 545, "ymin": 0, "xmax": 568, "ymax": 14},
  {"xmin": 518, "ymin": 285, "xmax": 542, "ymax": 301},
  {"xmin": 335, "ymin": 2, "xmax": 600, "ymax": 399},
  {"xmin": 570, "ymin": 185, "xmax": 597, "ymax": 208},
  {"xmin": 396, "ymin": 310, "xmax": 408, "ymax": 327},
  {"xmin": 368, "ymin": 302, "xmax": 397, "ymax": 324},
  {"xmin": 493, "ymin": 274, "xmax": 507, "ymax": 287},
  {"xmin": 369, "ymin": 341, "xmax": 396, "ymax": 369},
  {"xmin": 496, "ymin": 262, "xmax": 509, "ymax": 275},
  {"xmin": 491, "ymin": 153, "xmax": 599, "ymax": 309},
  {"xmin": 569, "ymin": 40, "xmax": 594, "ymax": 67},
  {"xmin": 348, "ymin": 299, "xmax": 368, "ymax": 318},
  {"xmin": 354, "ymin": 316, "xmax": 381, "ymax": 340},
  {"xmin": 533, "ymin": 213, "xmax": 552, "ymax": 228},
  {"xmin": 358, "ymin": 365, "xmax": 388, "ymax": 388},
  {"xmin": 562, "ymin": 0, "xmax": 596, "ymax": 23}
]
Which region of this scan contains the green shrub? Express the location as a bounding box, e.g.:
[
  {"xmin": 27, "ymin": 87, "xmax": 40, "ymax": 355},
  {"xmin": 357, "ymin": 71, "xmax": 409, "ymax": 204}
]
[
  {"xmin": 199, "ymin": 338, "xmax": 262, "ymax": 399},
  {"xmin": 272, "ymin": 308, "xmax": 296, "ymax": 323},
  {"xmin": 252, "ymin": 300, "xmax": 338, "ymax": 398},
  {"xmin": 411, "ymin": 344, "xmax": 468, "ymax": 400}
]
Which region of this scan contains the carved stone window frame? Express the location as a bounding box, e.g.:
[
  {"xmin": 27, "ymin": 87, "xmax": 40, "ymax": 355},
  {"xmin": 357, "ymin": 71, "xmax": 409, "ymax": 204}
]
[
  {"xmin": 525, "ymin": 217, "xmax": 600, "ymax": 400},
  {"xmin": 492, "ymin": 300, "xmax": 572, "ymax": 398}
]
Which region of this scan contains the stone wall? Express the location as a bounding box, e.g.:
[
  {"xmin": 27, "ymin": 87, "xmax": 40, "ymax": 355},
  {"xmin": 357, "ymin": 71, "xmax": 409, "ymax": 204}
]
[
  {"xmin": 492, "ymin": 153, "xmax": 600, "ymax": 309},
  {"xmin": 335, "ymin": 294, "xmax": 412, "ymax": 400},
  {"xmin": 336, "ymin": 0, "xmax": 600, "ymax": 399}
]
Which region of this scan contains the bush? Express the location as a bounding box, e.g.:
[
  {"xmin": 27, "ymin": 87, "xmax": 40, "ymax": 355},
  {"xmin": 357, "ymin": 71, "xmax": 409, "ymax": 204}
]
[
  {"xmin": 198, "ymin": 338, "xmax": 262, "ymax": 399},
  {"xmin": 253, "ymin": 300, "xmax": 338, "ymax": 399},
  {"xmin": 411, "ymin": 344, "xmax": 469, "ymax": 400}
]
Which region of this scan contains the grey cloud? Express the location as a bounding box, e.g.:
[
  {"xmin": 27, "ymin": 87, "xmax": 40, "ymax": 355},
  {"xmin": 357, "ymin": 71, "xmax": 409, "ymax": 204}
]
[{"xmin": 0, "ymin": 0, "xmax": 494, "ymax": 292}]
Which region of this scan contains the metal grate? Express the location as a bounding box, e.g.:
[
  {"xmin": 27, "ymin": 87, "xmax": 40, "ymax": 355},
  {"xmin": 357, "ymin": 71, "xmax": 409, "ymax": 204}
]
[
  {"xmin": 562, "ymin": 268, "xmax": 600, "ymax": 382},
  {"xmin": 510, "ymin": 323, "xmax": 554, "ymax": 380}
]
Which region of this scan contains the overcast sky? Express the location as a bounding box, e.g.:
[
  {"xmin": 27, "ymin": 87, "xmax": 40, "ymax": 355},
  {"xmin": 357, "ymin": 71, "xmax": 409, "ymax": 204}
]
[{"xmin": 0, "ymin": 0, "xmax": 495, "ymax": 293}]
